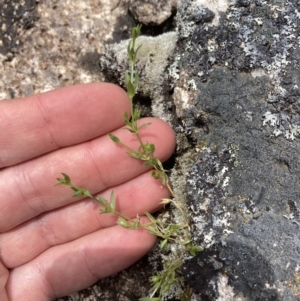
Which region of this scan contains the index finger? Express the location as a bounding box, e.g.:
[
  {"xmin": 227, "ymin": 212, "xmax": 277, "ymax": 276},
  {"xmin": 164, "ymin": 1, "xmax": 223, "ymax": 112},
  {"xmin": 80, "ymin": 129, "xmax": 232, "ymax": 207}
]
[{"xmin": 0, "ymin": 83, "xmax": 130, "ymax": 168}]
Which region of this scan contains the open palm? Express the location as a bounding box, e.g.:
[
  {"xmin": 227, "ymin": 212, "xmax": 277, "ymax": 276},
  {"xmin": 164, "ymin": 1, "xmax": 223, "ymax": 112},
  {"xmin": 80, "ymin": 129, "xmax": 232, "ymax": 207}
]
[{"xmin": 0, "ymin": 83, "xmax": 175, "ymax": 301}]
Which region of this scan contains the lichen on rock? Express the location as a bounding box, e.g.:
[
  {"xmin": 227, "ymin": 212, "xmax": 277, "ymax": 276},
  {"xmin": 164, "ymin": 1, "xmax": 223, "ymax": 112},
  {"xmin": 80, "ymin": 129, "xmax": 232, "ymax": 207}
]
[{"xmin": 173, "ymin": 0, "xmax": 300, "ymax": 300}]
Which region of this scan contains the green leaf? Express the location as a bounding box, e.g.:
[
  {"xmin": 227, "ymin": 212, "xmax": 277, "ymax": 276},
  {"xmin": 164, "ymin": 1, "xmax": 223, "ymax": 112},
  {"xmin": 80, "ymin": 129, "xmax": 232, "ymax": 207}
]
[
  {"xmin": 125, "ymin": 72, "xmax": 131, "ymax": 84},
  {"xmin": 156, "ymin": 159, "xmax": 164, "ymax": 171},
  {"xmin": 129, "ymin": 220, "xmax": 141, "ymax": 229},
  {"xmin": 109, "ymin": 191, "xmax": 115, "ymax": 210},
  {"xmin": 128, "ymin": 152, "xmax": 147, "ymax": 160},
  {"xmin": 127, "ymin": 42, "xmax": 135, "ymax": 62},
  {"xmin": 109, "ymin": 133, "xmax": 121, "ymax": 143},
  {"xmin": 138, "ymin": 122, "xmax": 151, "ymax": 131},
  {"xmin": 150, "ymin": 275, "xmax": 161, "ymax": 284},
  {"xmin": 100, "ymin": 208, "xmax": 110, "ymax": 214},
  {"xmin": 126, "ymin": 80, "xmax": 136, "ymax": 99},
  {"xmin": 124, "ymin": 111, "xmax": 131, "ymax": 126},
  {"xmin": 160, "ymin": 238, "xmax": 168, "ymax": 250},
  {"xmin": 133, "ymin": 108, "xmax": 141, "ymax": 121},
  {"xmin": 117, "ymin": 217, "xmax": 129, "ymax": 228},
  {"xmin": 151, "ymin": 170, "xmax": 161, "ymax": 179},
  {"xmin": 188, "ymin": 245, "xmax": 203, "ymax": 256},
  {"xmin": 144, "ymin": 212, "xmax": 157, "ymax": 223},
  {"xmin": 139, "ymin": 298, "xmax": 161, "ymax": 301},
  {"xmin": 125, "ymin": 127, "xmax": 137, "ymax": 134},
  {"xmin": 70, "ymin": 187, "xmax": 91, "ymax": 198},
  {"xmin": 135, "ymin": 44, "xmax": 142, "ymax": 55},
  {"xmin": 133, "ymin": 72, "xmax": 140, "ymax": 90},
  {"xmin": 144, "ymin": 158, "xmax": 158, "ymax": 167},
  {"xmin": 144, "ymin": 143, "xmax": 155, "ymax": 154},
  {"xmin": 72, "ymin": 190, "xmax": 83, "ymax": 197},
  {"xmin": 132, "ymin": 24, "xmax": 142, "ymax": 40},
  {"xmin": 56, "ymin": 173, "xmax": 71, "ymax": 185},
  {"xmin": 96, "ymin": 196, "xmax": 107, "ymax": 206},
  {"xmin": 160, "ymin": 172, "xmax": 169, "ymax": 186},
  {"xmin": 83, "ymin": 189, "xmax": 92, "ymax": 198}
]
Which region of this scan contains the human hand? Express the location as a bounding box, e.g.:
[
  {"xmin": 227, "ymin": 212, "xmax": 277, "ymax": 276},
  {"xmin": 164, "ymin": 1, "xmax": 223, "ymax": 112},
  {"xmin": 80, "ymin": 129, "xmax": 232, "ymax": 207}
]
[{"xmin": 0, "ymin": 83, "xmax": 175, "ymax": 300}]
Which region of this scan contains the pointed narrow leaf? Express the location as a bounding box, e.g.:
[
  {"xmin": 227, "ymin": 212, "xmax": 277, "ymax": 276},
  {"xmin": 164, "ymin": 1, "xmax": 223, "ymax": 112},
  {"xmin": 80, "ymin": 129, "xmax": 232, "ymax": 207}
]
[
  {"xmin": 130, "ymin": 220, "xmax": 141, "ymax": 229},
  {"xmin": 133, "ymin": 108, "xmax": 141, "ymax": 120},
  {"xmin": 138, "ymin": 123, "xmax": 152, "ymax": 131},
  {"xmin": 126, "ymin": 80, "xmax": 136, "ymax": 99},
  {"xmin": 127, "ymin": 42, "xmax": 134, "ymax": 62},
  {"xmin": 72, "ymin": 190, "xmax": 84, "ymax": 197},
  {"xmin": 117, "ymin": 218, "xmax": 129, "ymax": 228},
  {"xmin": 144, "ymin": 212, "xmax": 157, "ymax": 223},
  {"xmin": 160, "ymin": 198, "xmax": 172, "ymax": 205},
  {"xmin": 132, "ymin": 25, "xmax": 141, "ymax": 40},
  {"xmin": 110, "ymin": 191, "xmax": 116, "ymax": 210},
  {"xmin": 125, "ymin": 72, "xmax": 131, "ymax": 84},
  {"xmin": 128, "ymin": 152, "xmax": 147, "ymax": 160},
  {"xmin": 136, "ymin": 44, "xmax": 142, "ymax": 54},
  {"xmin": 109, "ymin": 133, "xmax": 121, "ymax": 143},
  {"xmin": 144, "ymin": 159, "xmax": 155, "ymax": 167},
  {"xmin": 124, "ymin": 111, "xmax": 131, "ymax": 126},
  {"xmin": 134, "ymin": 73, "xmax": 140, "ymax": 90},
  {"xmin": 160, "ymin": 238, "xmax": 168, "ymax": 250},
  {"xmin": 188, "ymin": 245, "xmax": 203, "ymax": 256},
  {"xmin": 96, "ymin": 196, "xmax": 107, "ymax": 206},
  {"xmin": 83, "ymin": 189, "xmax": 92, "ymax": 198},
  {"xmin": 156, "ymin": 159, "xmax": 164, "ymax": 171},
  {"xmin": 127, "ymin": 40, "xmax": 131, "ymax": 54},
  {"xmin": 56, "ymin": 173, "xmax": 71, "ymax": 185}
]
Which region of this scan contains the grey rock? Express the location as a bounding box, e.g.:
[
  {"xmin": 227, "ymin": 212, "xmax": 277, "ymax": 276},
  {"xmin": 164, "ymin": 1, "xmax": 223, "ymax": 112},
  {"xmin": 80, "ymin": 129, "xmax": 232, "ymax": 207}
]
[
  {"xmin": 0, "ymin": 0, "xmax": 38, "ymax": 55},
  {"xmin": 172, "ymin": 0, "xmax": 300, "ymax": 300},
  {"xmin": 0, "ymin": 0, "xmax": 127, "ymax": 100},
  {"xmin": 129, "ymin": 0, "xmax": 178, "ymax": 26}
]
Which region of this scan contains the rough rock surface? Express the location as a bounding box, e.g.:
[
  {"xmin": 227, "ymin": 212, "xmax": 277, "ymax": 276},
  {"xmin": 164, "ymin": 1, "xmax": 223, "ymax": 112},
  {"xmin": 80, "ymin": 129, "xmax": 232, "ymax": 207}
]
[
  {"xmin": 0, "ymin": 0, "xmax": 128, "ymax": 100},
  {"xmin": 129, "ymin": 0, "xmax": 178, "ymax": 26},
  {"xmin": 0, "ymin": 0, "xmax": 38, "ymax": 55},
  {"xmin": 172, "ymin": 0, "xmax": 300, "ymax": 300}
]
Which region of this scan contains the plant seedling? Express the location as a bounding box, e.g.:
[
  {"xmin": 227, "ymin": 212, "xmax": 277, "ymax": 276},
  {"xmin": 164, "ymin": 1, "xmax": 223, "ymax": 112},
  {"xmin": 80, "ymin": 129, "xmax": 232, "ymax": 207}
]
[{"xmin": 57, "ymin": 25, "xmax": 201, "ymax": 301}]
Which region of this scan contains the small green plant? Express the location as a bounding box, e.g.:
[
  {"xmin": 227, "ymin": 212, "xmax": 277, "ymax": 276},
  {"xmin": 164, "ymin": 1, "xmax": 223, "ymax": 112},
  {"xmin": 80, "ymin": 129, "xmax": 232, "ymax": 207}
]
[{"xmin": 57, "ymin": 25, "xmax": 201, "ymax": 301}]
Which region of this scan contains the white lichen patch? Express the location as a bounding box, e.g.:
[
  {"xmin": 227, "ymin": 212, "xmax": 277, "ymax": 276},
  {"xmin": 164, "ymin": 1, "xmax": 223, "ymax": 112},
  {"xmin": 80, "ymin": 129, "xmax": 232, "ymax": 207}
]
[
  {"xmin": 263, "ymin": 111, "xmax": 279, "ymax": 127},
  {"xmin": 104, "ymin": 32, "xmax": 177, "ymax": 96},
  {"xmin": 173, "ymin": 87, "xmax": 193, "ymax": 118},
  {"xmin": 251, "ymin": 68, "xmax": 267, "ymax": 78},
  {"xmin": 216, "ymin": 274, "xmax": 248, "ymax": 301},
  {"xmin": 187, "ymin": 147, "xmax": 236, "ymax": 248},
  {"xmin": 203, "ymin": 229, "xmax": 216, "ymax": 247},
  {"xmin": 169, "ymin": 60, "xmax": 180, "ymax": 80},
  {"xmin": 258, "ymin": 4, "xmax": 300, "ymax": 141},
  {"xmin": 187, "ymin": 78, "xmax": 197, "ymax": 91}
]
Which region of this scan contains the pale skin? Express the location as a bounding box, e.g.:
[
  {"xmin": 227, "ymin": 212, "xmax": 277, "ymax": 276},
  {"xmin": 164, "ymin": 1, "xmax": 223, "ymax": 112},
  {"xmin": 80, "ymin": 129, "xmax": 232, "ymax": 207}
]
[{"xmin": 0, "ymin": 83, "xmax": 176, "ymax": 300}]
